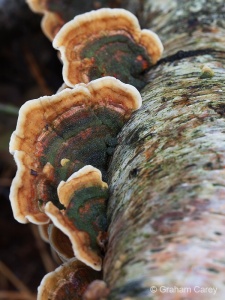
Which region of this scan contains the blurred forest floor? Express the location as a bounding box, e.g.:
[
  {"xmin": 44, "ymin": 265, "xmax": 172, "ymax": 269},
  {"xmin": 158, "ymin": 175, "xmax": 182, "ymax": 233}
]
[{"xmin": 0, "ymin": 1, "xmax": 62, "ymax": 298}]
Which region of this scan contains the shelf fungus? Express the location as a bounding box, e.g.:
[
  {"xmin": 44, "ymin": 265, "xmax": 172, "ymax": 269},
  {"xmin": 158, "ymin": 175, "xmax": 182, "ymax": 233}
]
[
  {"xmin": 45, "ymin": 165, "xmax": 108, "ymax": 270},
  {"xmin": 9, "ymin": 77, "xmax": 141, "ymax": 225},
  {"xmin": 37, "ymin": 258, "xmax": 101, "ymax": 300},
  {"xmin": 53, "ymin": 8, "xmax": 163, "ymax": 90}
]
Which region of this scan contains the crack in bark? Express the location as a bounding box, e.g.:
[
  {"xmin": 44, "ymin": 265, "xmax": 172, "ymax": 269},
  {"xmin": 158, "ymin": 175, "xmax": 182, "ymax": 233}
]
[{"xmin": 157, "ymin": 49, "xmax": 225, "ymax": 65}]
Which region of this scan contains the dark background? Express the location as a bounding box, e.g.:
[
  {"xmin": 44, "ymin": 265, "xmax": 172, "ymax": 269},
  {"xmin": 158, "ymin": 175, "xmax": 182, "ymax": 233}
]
[{"xmin": 0, "ymin": 1, "xmax": 62, "ymax": 297}]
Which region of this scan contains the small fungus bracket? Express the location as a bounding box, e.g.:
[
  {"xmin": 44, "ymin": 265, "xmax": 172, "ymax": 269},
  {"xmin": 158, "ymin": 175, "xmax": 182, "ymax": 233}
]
[
  {"xmin": 37, "ymin": 258, "xmax": 101, "ymax": 299},
  {"xmin": 45, "ymin": 165, "xmax": 109, "ymax": 271},
  {"xmin": 53, "ymin": 8, "xmax": 163, "ymax": 89}
]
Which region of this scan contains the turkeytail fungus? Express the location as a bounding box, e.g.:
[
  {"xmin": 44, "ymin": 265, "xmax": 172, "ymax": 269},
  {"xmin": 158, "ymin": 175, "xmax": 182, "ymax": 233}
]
[
  {"xmin": 53, "ymin": 8, "xmax": 163, "ymax": 90},
  {"xmin": 45, "ymin": 165, "xmax": 108, "ymax": 270},
  {"xmin": 37, "ymin": 258, "xmax": 101, "ymax": 300},
  {"xmin": 10, "ymin": 2, "xmax": 164, "ymax": 297},
  {"xmin": 9, "ymin": 76, "xmax": 141, "ymax": 224}
]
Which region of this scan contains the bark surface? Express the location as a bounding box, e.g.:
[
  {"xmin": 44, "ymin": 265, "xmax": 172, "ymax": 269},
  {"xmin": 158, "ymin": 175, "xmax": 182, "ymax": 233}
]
[{"xmin": 104, "ymin": 1, "xmax": 225, "ymax": 299}]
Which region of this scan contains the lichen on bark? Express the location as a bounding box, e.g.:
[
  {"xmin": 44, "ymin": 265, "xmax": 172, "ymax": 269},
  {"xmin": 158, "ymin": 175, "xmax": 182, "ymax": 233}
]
[{"xmin": 104, "ymin": 1, "xmax": 225, "ymax": 299}]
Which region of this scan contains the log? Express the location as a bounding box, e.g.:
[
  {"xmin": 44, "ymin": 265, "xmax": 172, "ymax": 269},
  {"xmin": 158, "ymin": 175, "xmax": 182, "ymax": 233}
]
[{"xmin": 104, "ymin": 1, "xmax": 225, "ymax": 299}]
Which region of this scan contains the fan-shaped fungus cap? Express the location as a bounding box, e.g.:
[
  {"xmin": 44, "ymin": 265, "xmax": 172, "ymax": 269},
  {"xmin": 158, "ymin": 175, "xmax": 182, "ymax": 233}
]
[
  {"xmin": 37, "ymin": 258, "xmax": 100, "ymax": 300},
  {"xmin": 45, "ymin": 165, "xmax": 108, "ymax": 271},
  {"xmin": 53, "ymin": 8, "xmax": 163, "ymax": 90},
  {"xmin": 9, "ymin": 77, "xmax": 141, "ymax": 225}
]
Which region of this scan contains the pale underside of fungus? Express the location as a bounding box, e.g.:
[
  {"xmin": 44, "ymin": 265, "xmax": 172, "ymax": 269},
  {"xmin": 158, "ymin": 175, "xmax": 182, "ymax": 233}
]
[
  {"xmin": 53, "ymin": 8, "xmax": 163, "ymax": 90},
  {"xmin": 48, "ymin": 224, "xmax": 74, "ymax": 262}
]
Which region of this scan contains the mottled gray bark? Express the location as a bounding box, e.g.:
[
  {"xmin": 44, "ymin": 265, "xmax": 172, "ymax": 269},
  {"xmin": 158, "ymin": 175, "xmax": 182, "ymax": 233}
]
[{"xmin": 104, "ymin": 1, "xmax": 225, "ymax": 299}]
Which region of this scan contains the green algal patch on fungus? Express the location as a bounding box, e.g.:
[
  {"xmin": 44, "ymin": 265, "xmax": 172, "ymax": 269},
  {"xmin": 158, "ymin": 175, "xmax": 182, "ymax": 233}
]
[
  {"xmin": 66, "ymin": 186, "xmax": 109, "ymax": 251},
  {"xmin": 81, "ymin": 34, "xmax": 151, "ymax": 89}
]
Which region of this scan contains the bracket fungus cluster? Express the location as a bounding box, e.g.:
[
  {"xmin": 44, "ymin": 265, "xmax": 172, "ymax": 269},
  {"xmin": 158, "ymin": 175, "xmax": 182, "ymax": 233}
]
[
  {"xmin": 10, "ymin": 77, "xmax": 141, "ymax": 269},
  {"xmin": 10, "ymin": 6, "xmax": 163, "ymax": 299},
  {"xmin": 53, "ymin": 8, "xmax": 163, "ymax": 90}
]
